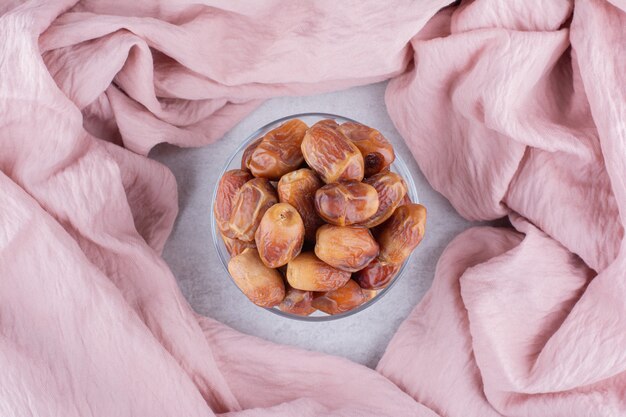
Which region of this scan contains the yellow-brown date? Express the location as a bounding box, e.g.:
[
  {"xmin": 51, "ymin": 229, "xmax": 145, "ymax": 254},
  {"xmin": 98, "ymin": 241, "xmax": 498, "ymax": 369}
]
[
  {"xmin": 278, "ymin": 287, "xmax": 316, "ymax": 316},
  {"xmin": 277, "ymin": 168, "xmax": 324, "ymax": 241},
  {"xmin": 214, "ymin": 169, "xmax": 253, "ymax": 237},
  {"xmin": 360, "ymin": 172, "xmax": 407, "ymax": 227},
  {"xmin": 301, "ymin": 120, "xmax": 364, "ymax": 184},
  {"xmin": 314, "ymin": 225, "xmax": 379, "ymax": 272},
  {"xmin": 227, "ymin": 248, "xmax": 285, "ymax": 307},
  {"xmin": 353, "ymin": 258, "xmax": 400, "ymax": 289},
  {"xmin": 314, "ymin": 181, "xmax": 379, "ymax": 226},
  {"xmin": 228, "ymin": 178, "xmax": 278, "ymax": 241},
  {"xmin": 255, "ymin": 203, "xmax": 304, "ymax": 268},
  {"xmin": 248, "ymin": 119, "xmax": 309, "ymax": 180},
  {"xmin": 311, "ymin": 279, "xmax": 366, "ymax": 315},
  {"xmin": 338, "ymin": 122, "xmax": 395, "ymax": 177},
  {"xmin": 286, "ymin": 252, "xmax": 351, "ymax": 292},
  {"xmin": 378, "ymin": 204, "xmax": 427, "ymax": 264}
]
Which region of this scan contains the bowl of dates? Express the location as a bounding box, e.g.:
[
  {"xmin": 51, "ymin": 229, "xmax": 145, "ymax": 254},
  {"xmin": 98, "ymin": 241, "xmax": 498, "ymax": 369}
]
[{"xmin": 211, "ymin": 113, "xmax": 425, "ymax": 321}]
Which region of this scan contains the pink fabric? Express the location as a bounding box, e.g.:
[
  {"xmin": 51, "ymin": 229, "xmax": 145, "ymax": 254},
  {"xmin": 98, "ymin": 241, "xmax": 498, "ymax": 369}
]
[{"xmin": 0, "ymin": 0, "xmax": 624, "ymax": 415}]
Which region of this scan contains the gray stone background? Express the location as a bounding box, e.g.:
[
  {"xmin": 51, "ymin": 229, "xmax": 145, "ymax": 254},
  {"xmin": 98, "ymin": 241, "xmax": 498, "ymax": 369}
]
[{"xmin": 150, "ymin": 81, "xmax": 485, "ymax": 368}]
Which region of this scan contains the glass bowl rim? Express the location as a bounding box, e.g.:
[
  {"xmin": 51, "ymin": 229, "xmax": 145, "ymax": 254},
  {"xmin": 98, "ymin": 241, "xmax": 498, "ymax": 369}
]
[{"xmin": 210, "ymin": 112, "xmax": 419, "ymax": 322}]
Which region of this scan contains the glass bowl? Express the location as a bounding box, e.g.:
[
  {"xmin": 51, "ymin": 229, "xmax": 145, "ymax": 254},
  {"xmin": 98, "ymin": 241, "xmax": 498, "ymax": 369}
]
[{"xmin": 210, "ymin": 112, "xmax": 419, "ymax": 321}]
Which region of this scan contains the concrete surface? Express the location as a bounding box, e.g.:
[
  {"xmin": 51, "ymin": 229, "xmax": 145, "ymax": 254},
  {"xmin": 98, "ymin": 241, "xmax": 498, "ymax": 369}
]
[{"xmin": 149, "ymin": 81, "xmax": 483, "ymax": 368}]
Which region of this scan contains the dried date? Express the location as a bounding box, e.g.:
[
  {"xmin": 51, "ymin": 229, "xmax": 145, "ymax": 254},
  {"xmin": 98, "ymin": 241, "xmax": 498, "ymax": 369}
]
[
  {"xmin": 353, "ymin": 258, "xmax": 400, "ymax": 289},
  {"xmin": 314, "ymin": 181, "xmax": 378, "ymax": 226},
  {"xmin": 301, "ymin": 120, "xmax": 364, "ymax": 183},
  {"xmin": 248, "ymin": 119, "xmax": 308, "ymax": 180},
  {"xmin": 228, "ymin": 178, "xmax": 278, "ymax": 241},
  {"xmin": 277, "ymin": 168, "xmax": 324, "ymax": 241},
  {"xmin": 360, "ymin": 172, "xmax": 407, "ymax": 228},
  {"xmin": 255, "ymin": 203, "xmax": 304, "ymax": 268},
  {"xmin": 314, "ymin": 225, "xmax": 379, "ymax": 272},
  {"xmin": 286, "ymin": 252, "xmax": 351, "ymax": 292},
  {"xmin": 338, "ymin": 122, "xmax": 395, "ymax": 177},
  {"xmin": 214, "ymin": 169, "xmax": 253, "ymax": 237},
  {"xmin": 278, "ymin": 287, "xmax": 316, "ymax": 316},
  {"xmin": 228, "ymin": 248, "xmax": 285, "ymax": 307},
  {"xmin": 378, "ymin": 204, "xmax": 427, "ymax": 263},
  {"xmin": 311, "ymin": 279, "xmax": 366, "ymax": 315}
]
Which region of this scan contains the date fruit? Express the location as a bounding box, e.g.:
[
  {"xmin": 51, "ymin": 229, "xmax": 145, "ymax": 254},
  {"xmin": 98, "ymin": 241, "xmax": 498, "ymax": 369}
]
[
  {"xmin": 378, "ymin": 204, "xmax": 427, "ymax": 264},
  {"xmin": 228, "ymin": 178, "xmax": 278, "ymax": 241},
  {"xmin": 221, "ymin": 232, "xmax": 256, "ymax": 257},
  {"xmin": 360, "ymin": 172, "xmax": 407, "ymax": 228},
  {"xmin": 248, "ymin": 119, "xmax": 309, "ymax": 180},
  {"xmin": 277, "ymin": 168, "xmax": 324, "ymax": 241},
  {"xmin": 241, "ymin": 137, "xmax": 263, "ymax": 170},
  {"xmin": 214, "ymin": 169, "xmax": 254, "ymax": 237},
  {"xmin": 315, "ymin": 225, "xmax": 379, "ymax": 272},
  {"xmin": 278, "ymin": 287, "xmax": 316, "ymax": 316},
  {"xmin": 338, "ymin": 122, "xmax": 395, "ymax": 177},
  {"xmin": 314, "ymin": 181, "xmax": 379, "ymax": 226},
  {"xmin": 301, "ymin": 120, "xmax": 364, "ymax": 183},
  {"xmin": 255, "ymin": 203, "xmax": 305, "ymax": 268},
  {"xmin": 353, "ymin": 258, "xmax": 400, "ymax": 289},
  {"xmin": 311, "ymin": 279, "xmax": 366, "ymax": 315},
  {"xmin": 287, "ymin": 252, "xmax": 351, "ymax": 291},
  {"xmin": 227, "ymin": 248, "xmax": 285, "ymax": 307}
]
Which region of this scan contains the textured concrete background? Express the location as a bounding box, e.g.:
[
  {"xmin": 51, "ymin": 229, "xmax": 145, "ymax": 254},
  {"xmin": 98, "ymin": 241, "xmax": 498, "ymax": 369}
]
[{"xmin": 150, "ymin": 81, "xmax": 483, "ymax": 368}]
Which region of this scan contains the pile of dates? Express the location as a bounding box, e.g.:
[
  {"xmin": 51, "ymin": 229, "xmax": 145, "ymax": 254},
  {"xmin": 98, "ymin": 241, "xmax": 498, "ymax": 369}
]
[{"xmin": 214, "ymin": 118, "xmax": 426, "ymax": 316}]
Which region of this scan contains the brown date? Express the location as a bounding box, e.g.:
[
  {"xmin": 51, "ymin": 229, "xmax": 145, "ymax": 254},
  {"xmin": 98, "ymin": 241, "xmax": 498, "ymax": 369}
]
[
  {"xmin": 277, "ymin": 168, "xmax": 324, "ymax": 241},
  {"xmin": 353, "ymin": 258, "xmax": 400, "ymax": 289},
  {"xmin": 314, "ymin": 225, "xmax": 379, "ymax": 272},
  {"xmin": 314, "ymin": 181, "xmax": 379, "ymax": 226},
  {"xmin": 338, "ymin": 122, "xmax": 395, "ymax": 177},
  {"xmin": 311, "ymin": 279, "xmax": 366, "ymax": 315},
  {"xmin": 287, "ymin": 252, "xmax": 351, "ymax": 292},
  {"xmin": 228, "ymin": 178, "xmax": 278, "ymax": 241},
  {"xmin": 220, "ymin": 232, "xmax": 256, "ymax": 257},
  {"xmin": 241, "ymin": 137, "xmax": 263, "ymax": 170},
  {"xmin": 378, "ymin": 204, "xmax": 427, "ymax": 264},
  {"xmin": 248, "ymin": 119, "xmax": 309, "ymax": 180},
  {"xmin": 301, "ymin": 120, "xmax": 364, "ymax": 183},
  {"xmin": 255, "ymin": 203, "xmax": 304, "ymax": 268},
  {"xmin": 360, "ymin": 172, "xmax": 407, "ymax": 228},
  {"xmin": 279, "ymin": 287, "xmax": 316, "ymax": 316},
  {"xmin": 214, "ymin": 169, "xmax": 253, "ymax": 237},
  {"xmin": 227, "ymin": 248, "xmax": 285, "ymax": 308}
]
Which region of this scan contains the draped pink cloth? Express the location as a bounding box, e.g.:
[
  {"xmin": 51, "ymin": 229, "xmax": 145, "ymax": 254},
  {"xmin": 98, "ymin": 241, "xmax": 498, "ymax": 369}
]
[{"xmin": 1, "ymin": 0, "xmax": 624, "ymax": 415}]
